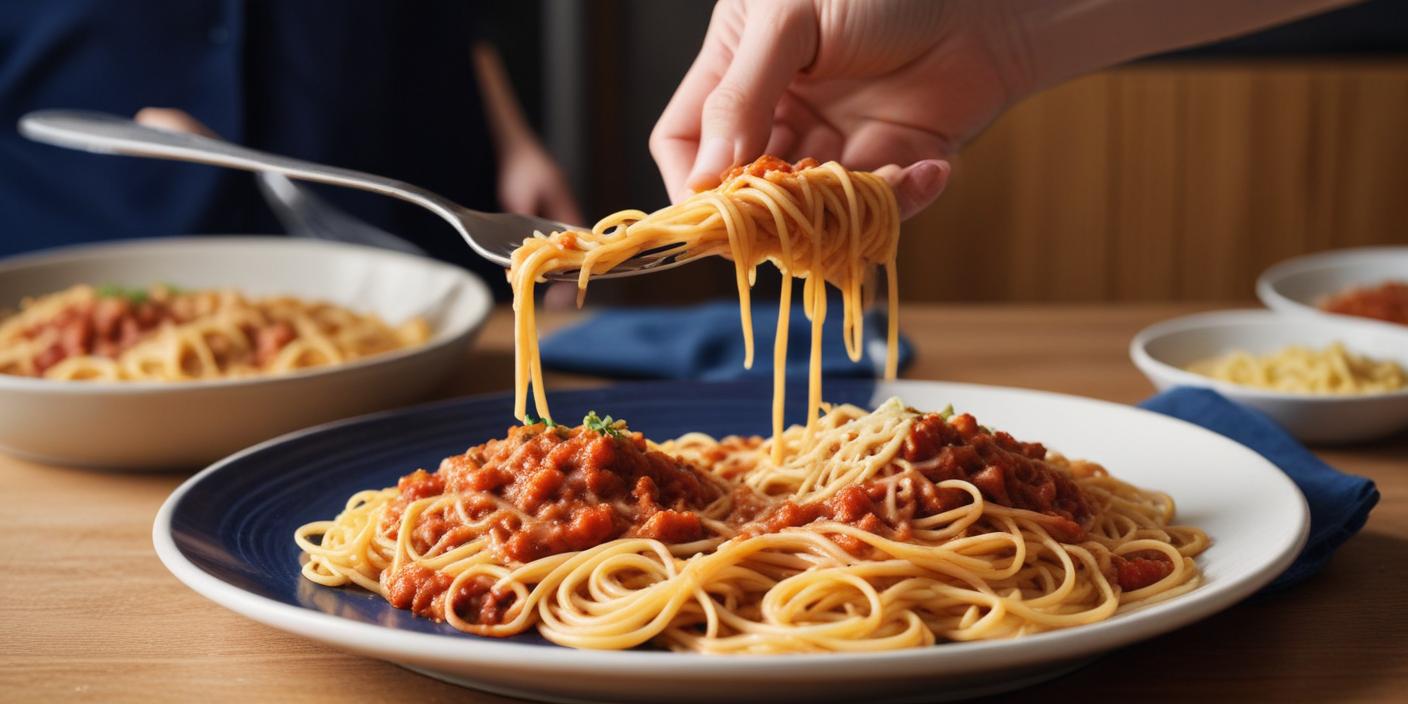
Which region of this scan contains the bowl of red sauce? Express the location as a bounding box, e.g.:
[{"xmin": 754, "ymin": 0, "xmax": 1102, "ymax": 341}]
[{"xmin": 1258, "ymin": 246, "xmax": 1408, "ymax": 329}]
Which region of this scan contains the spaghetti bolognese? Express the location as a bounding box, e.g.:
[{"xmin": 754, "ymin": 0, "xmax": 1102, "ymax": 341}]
[
  {"xmin": 295, "ymin": 400, "xmax": 1207, "ymax": 653},
  {"xmin": 0, "ymin": 283, "xmax": 429, "ymax": 381}
]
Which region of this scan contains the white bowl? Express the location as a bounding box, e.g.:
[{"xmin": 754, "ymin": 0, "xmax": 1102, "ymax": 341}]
[
  {"xmin": 0, "ymin": 237, "xmax": 492, "ymax": 469},
  {"xmin": 1130, "ymin": 309, "xmax": 1408, "ymax": 444},
  {"xmin": 1257, "ymin": 246, "xmax": 1408, "ymax": 327}
]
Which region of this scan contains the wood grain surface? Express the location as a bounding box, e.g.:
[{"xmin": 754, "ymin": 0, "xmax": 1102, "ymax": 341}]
[{"xmin": 1, "ymin": 304, "xmax": 1404, "ymax": 703}]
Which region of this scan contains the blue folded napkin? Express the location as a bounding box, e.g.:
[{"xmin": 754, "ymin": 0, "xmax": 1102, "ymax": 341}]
[
  {"xmin": 1140, "ymin": 387, "xmax": 1379, "ymax": 592},
  {"xmin": 540, "ymin": 300, "xmax": 913, "ymax": 380}
]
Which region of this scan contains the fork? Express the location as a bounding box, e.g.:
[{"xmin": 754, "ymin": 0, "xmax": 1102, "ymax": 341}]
[{"xmin": 18, "ymin": 110, "xmax": 703, "ymax": 280}]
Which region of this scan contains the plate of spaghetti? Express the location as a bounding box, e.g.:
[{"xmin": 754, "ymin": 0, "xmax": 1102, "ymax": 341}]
[
  {"xmin": 1132, "ymin": 309, "xmax": 1408, "ymax": 443},
  {"xmin": 154, "ymin": 378, "xmax": 1307, "ymax": 703},
  {"xmin": 0, "ymin": 237, "xmax": 490, "ymax": 468},
  {"xmin": 157, "ymin": 158, "xmax": 1304, "ymax": 701}
]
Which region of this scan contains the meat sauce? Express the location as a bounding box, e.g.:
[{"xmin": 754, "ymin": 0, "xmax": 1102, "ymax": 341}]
[
  {"xmin": 721, "ymin": 155, "xmax": 820, "ymax": 183},
  {"xmin": 383, "ymin": 411, "xmax": 1158, "ymax": 621},
  {"xmin": 1320, "ymin": 280, "xmax": 1408, "ymax": 326},
  {"xmin": 20, "ymin": 297, "xmax": 178, "ymax": 374},
  {"xmin": 15, "ymin": 292, "xmax": 297, "ymax": 375},
  {"xmin": 380, "ymin": 424, "xmax": 721, "ymax": 622},
  {"xmin": 744, "ymin": 412, "xmax": 1095, "ymax": 549}
]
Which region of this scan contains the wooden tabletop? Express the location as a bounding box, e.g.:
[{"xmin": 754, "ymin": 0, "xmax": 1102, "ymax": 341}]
[{"xmin": 3, "ymin": 303, "xmax": 1404, "ymax": 703}]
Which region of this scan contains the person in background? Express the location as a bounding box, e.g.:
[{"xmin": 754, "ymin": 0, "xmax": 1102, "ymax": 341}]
[
  {"xmin": 0, "ymin": 1, "xmax": 579, "ymax": 292},
  {"xmin": 652, "ymin": 0, "xmax": 1357, "ymax": 218}
]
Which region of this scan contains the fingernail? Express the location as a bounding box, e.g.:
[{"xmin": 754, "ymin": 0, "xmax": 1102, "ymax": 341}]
[
  {"xmin": 909, "ymin": 160, "xmax": 947, "ymax": 194},
  {"xmin": 687, "ymin": 137, "xmax": 734, "ymax": 188}
]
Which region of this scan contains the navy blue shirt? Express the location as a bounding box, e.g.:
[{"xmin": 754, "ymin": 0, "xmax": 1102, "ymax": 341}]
[{"xmin": 0, "ymin": 0, "xmax": 500, "ymax": 281}]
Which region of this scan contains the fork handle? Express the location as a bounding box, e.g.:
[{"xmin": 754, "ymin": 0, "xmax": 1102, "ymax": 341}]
[{"xmin": 18, "ymin": 110, "xmax": 469, "ymax": 238}]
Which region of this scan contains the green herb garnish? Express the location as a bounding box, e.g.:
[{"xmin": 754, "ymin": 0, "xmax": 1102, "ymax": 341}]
[
  {"xmin": 95, "ymin": 283, "xmax": 149, "ymax": 304},
  {"xmin": 523, "ymin": 412, "xmax": 558, "ymax": 428},
  {"xmin": 937, "ymin": 404, "xmax": 955, "ymax": 420},
  {"xmin": 582, "ymin": 411, "xmax": 627, "ymax": 438}
]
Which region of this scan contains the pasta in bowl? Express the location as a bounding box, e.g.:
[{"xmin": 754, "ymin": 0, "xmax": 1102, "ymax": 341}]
[
  {"xmin": 1, "ymin": 283, "xmax": 430, "ymax": 382},
  {"xmin": 0, "ymin": 237, "xmax": 490, "ymax": 469},
  {"xmin": 1131, "ymin": 309, "xmax": 1408, "ymax": 443}
]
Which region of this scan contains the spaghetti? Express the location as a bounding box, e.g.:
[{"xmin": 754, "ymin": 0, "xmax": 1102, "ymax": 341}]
[
  {"xmin": 1187, "ymin": 342, "xmax": 1406, "ymax": 394},
  {"xmin": 508, "ymin": 156, "xmax": 900, "ymax": 459},
  {"xmin": 296, "ymin": 400, "xmax": 1207, "ymax": 653},
  {"xmin": 0, "ymin": 284, "xmax": 429, "ymax": 382}
]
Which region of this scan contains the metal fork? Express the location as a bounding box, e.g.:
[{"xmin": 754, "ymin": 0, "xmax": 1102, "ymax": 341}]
[{"xmin": 18, "ymin": 110, "xmax": 704, "ymax": 280}]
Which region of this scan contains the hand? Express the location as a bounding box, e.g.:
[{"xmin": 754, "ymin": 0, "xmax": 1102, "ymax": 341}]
[
  {"xmin": 134, "ymin": 107, "xmax": 218, "ymax": 137},
  {"xmin": 495, "ymin": 139, "xmax": 584, "ymax": 226},
  {"xmin": 651, "ymin": 0, "xmax": 1023, "ymax": 218}
]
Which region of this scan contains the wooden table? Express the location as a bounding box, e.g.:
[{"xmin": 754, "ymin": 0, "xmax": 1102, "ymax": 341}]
[{"xmin": 3, "ymin": 303, "xmax": 1405, "ymax": 703}]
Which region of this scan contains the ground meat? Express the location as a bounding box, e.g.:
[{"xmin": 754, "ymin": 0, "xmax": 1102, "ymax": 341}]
[{"xmin": 398, "ymin": 424, "xmax": 720, "ymax": 564}]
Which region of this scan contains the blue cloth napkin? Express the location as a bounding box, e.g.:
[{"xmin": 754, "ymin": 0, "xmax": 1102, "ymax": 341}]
[
  {"xmin": 540, "ymin": 300, "xmax": 913, "ymax": 380},
  {"xmin": 1140, "ymin": 387, "xmax": 1379, "ymax": 592}
]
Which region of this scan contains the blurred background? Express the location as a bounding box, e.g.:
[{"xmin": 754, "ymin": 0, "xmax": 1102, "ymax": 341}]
[{"xmin": 4, "ymin": 0, "xmax": 1405, "ymax": 304}]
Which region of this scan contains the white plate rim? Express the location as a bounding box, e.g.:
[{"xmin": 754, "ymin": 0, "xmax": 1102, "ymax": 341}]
[
  {"xmin": 0, "ymin": 236, "xmax": 493, "ymax": 396},
  {"xmin": 152, "ymin": 378, "xmax": 1310, "ymax": 681}
]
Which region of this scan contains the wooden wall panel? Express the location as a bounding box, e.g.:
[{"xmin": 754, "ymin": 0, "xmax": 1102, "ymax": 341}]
[{"xmin": 900, "ymin": 60, "xmax": 1408, "ymax": 303}]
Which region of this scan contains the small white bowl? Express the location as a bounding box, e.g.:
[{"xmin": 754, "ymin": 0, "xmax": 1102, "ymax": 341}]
[
  {"xmin": 1130, "ymin": 309, "xmax": 1408, "ymax": 444},
  {"xmin": 1257, "ymin": 246, "xmax": 1408, "ymax": 326},
  {"xmin": 0, "ymin": 237, "xmax": 492, "ymax": 469}
]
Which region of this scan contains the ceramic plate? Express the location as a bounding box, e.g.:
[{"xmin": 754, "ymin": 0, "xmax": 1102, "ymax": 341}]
[
  {"xmin": 154, "ymin": 379, "xmax": 1308, "ymax": 703},
  {"xmin": 0, "ymin": 237, "xmax": 491, "ymax": 469},
  {"xmin": 1257, "ymin": 246, "xmax": 1408, "ymax": 327},
  {"xmin": 1131, "ymin": 309, "xmax": 1408, "ymax": 443}
]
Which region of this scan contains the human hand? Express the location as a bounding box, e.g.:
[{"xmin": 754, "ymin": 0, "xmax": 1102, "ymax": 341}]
[
  {"xmin": 134, "ymin": 107, "xmax": 218, "ymax": 137},
  {"xmin": 651, "ymin": 0, "xmax": 1025, "ymax": 218},
  {"xmin": 496, "ymin": 139, "xmax": 584, "ymax": 226}
]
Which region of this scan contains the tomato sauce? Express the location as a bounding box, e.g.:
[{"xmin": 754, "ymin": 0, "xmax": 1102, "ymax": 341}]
[
  {"xmin": 743, "ymin": 412, "xmax": 1094, "ymax": 547},
  {"xmin": 380, "ymin": 410, "xmax": 1105, "ymax": 622},
  {"xmin": 1320, "ymin": 281, "xmax": 1408, "ymax": 326},
  {"xmin": 721, "ymin": 155, "xmax": 821, "ymax": 183}
]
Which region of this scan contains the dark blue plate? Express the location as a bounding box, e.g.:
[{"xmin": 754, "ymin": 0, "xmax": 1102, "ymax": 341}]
[{"xmin": 160, "ymin": 378, "xmax": 877, "ymax": 644}]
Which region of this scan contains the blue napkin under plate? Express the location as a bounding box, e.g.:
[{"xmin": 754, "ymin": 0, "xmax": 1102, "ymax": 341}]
[
  {"xmin": 540, "ymin": 300, "xmax": 913, "ymax": 381},
  {"xmin": 1140, "ymin": 387, "xmax": 1379, "ymax": 592}
]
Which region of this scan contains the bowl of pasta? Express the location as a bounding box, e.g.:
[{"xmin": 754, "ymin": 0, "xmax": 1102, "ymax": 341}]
[
  {"xmin": 1257, "ymin": 246, "xmax": 1408, "ymax": 328},
  {"xmin": 0, "ymin": 237, "xmax": 491, "ymax": 469},
  {"xmin": 1130, "ymin": 309, "xmax": 1408, "ymax": 443}
]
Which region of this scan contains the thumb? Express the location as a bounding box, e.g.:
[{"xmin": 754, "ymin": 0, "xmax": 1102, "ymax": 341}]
[{"xmin": 685, "ymin": 1, "xmax": 816, "ymax": 191}]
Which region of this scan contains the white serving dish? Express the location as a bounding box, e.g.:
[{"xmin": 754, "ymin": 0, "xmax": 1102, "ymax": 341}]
[
  {"xmin": 1257, "ymin": 246, "xmax": 1408, "ymax": 327},
  {"xmin": 1131, "ymin": 309, "xmax": 1408, "ymax": 444},
  {"xmin": 0, "ymin": 236, "xmax": 491, "ymax": 469}
]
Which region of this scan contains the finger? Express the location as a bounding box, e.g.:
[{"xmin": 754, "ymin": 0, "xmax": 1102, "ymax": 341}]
[
  {"xmin": 763, "ymin": 122, "xmax": 797, "ymax": 160},
  {"xmin": 685, "ymin": 1, "xmax": 816, "ymax": 191},
  {"xmin": 793, "ymin": 125, "xmax": 845, "ymax": 165},
  {"xmin": 772, "ymin": 93, "xmax": 842, "ymax": 163},
  {"xmin": 876, "ymin": 159, "xmax": 951, "ymax": 220},
  {"xmin": 134, "ymin": 108, "xmax": 218, "ymax": 138},
  {"xmin": 839, "ymin": 122, "xmax": 952, "ymax": 172},
  {"xmin": 650, "ymin": 18, "xmax": 734, "ymax": 201}
]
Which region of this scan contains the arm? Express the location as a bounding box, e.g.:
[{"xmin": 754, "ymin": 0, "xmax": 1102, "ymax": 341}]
[
  {"xmin": 472, "ymin": 42, "xmax": 583, "ymax": 224},
  {"xmin": 1007, "ymin": 0, "xmax": 1361, "ymax": 95}
]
